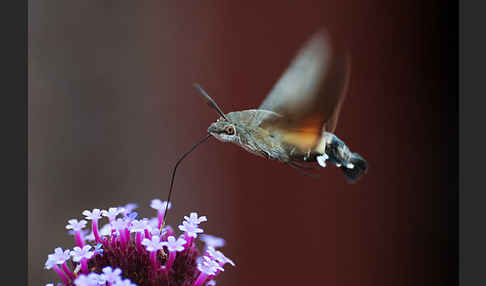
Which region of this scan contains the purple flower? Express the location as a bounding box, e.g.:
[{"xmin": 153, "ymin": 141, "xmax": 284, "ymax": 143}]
[
  {"xmin": 65, "ymin": 219, "xmax": 87, "ymax": 231},
  {"xmin": 70, "ymin": 245, "xmax": 94, "ymax": 262},
  {"xmin": 200, "ymin": 234, "xmax": 226, "ymax": 249},
  {"xmin": 43, "ymin": 201, "xmax": 235, "ymax": 286},
  {"xmin": 142, "ymin": 235, "xmax": 165, "ymax": 269},
  {"xmin": 184, "ymin": 212, "xmax": 207, "ymax": 225},
  {"xmin": 179, "ymin": 220, "xmax": 204, "ymax": 238},
  {"xmin": 206, "ymin": 280, "xmax": 216, "ymax": 286},
  {"xmin": 194, "ymin": 256, "xmax": 224, "ymax": 286},
  {"xmin": 163, "ymin": 235, "xmax": 187, "ymax": 269},
  {"xmin": 100, "ymin": 266, "xmax": 122, "ymax": 284}
]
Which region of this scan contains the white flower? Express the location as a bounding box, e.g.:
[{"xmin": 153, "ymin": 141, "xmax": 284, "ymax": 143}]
[
  {"xmin": 44, "ymin": 256, "xmax": 56, "ymax": 270},
  {"xmin": 206, "ymin": 280, "xmax": 216, "ymax": 286},
  {"xmin": 150, "ymin": 199, "xmax": 171, "ymax": 212},
  {"xmin": 102, "ymin": 207, "xmax": 124, "ymax": 221},
  {"xmin": 48, "ymin": 247, "xmax": 71, "ymax": 264},
  {"xmin": 178, "ymin": 221, "xmax": 203, "ymax": 238},
  {"xmin": 74, "ymin": 273, "xmax": 102, "ymax": 286},
  {"xmin": 100, "ymin": 266, "xmax": 122, "ymax": 284},
  {"xmin": 184, "ymin": 212, "xmax": 207, "ymax": 225},
  {"xmin": 65, "ymin": 219, "xmax": 87, "ymax": 232},
  {"xmin": 197, "ymin": 256, "xmax": 223, "ymax": 275},
  {"xmin": 82, "ymin": 209, "xmax": 102, "ymax": 221},
  {"xmin": 70, "ymin": 245, "xmax": 94, "ymax": 262},
  {"xmin": 141, "ymin": 235, "xmax": 164, "ymax": 252},
  {"xmin": 165, "ymin": 236, "xmax": 187, "ymax": 252},
  {"xmin": 200, "ymin": 234, "xmax": 226, "ymax": 249}
]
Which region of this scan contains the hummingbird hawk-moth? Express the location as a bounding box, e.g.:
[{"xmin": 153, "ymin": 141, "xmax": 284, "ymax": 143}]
[
  {"xmin": 161, "ymin": 30, "xmax": 368, "ymax": 229},
  {"xmin": 196, "ymin": 30, "xmax": 367, "ymax": 183}
]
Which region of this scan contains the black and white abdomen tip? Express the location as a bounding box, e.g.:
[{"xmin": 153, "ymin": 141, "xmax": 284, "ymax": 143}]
[{"xmin": 316, "ymin": 133, "xmax": 368, "ymax": 183}]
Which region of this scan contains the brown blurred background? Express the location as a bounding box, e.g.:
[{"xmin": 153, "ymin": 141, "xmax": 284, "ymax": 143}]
[{"xmin": 29, "ymin": 1, "xmax": 457, "ymax": 286}]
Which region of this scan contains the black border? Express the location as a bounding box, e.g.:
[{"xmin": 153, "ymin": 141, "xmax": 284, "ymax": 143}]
[
  {"xmin": 460, "ymin": 0, "xmax": 486, "ymax": 285},
  {"xmin": 1, "ymin": 0, "xmax": 28, "ymax": 284}
]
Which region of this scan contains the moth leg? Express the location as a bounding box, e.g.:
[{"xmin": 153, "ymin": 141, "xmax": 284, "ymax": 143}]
[
  {"xmin": 292, "ymin": 162, "xmax": 318, "ymax": 170},
  {"xmin": 287, "ymin": 162, "xmax": 320, "ymax": 178}
]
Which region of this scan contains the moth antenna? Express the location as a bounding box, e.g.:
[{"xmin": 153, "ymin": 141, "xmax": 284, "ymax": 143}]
[
  {"xmin": 193, "ymin": 83, "xmax": 229, "ymax": 120},
  {"xmin": 160, "ymin": 133, "xmax": 212, "ymax": 230}
]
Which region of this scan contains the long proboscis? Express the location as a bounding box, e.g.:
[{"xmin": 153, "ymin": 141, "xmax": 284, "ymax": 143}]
[
  {"xmin": 160, "ymin": 133, "xmax": 212, "ymax": 230},
  {"xmin": 193, "ymin": 83, "xmax": 229, "ymax": 120}
]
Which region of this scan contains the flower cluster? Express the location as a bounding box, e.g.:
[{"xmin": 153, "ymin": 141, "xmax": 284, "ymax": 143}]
[{"xmin": 44, "ymin": 200, "xmax": 234, "ymax": 286}]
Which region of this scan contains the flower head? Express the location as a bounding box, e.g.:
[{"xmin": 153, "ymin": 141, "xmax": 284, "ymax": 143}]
[
  {"xmin": 200, "ymin": 234, "xmax": 226, "ymax": 249},
  {"xmin": 65, "ymin": 219, "xmax": 87, "ymax": 231},
  {"xmin": 141, "ymin": 235, "xmax": 164, "ymax": 252},
  {"xmin": 165, "ymin": 235, "xmax": 187, "ymax": 252},
  {"xmin": 48, "ymin": 247, "xmax": 71, "ymax": 264},
  {"xmin": 82, "ymin": 209, "xmax": 102, "ymax": 221},
  {"xmin": 179, "ymin": 220, "xmax": 204, "ymax": 238},
  {"xmin": 43, "ymin": 201, "xmax": 234, "ymax": 286},
  {"xmin": 70, "ymin": 245, "xmax": 94, "ymax": 262},
  {"xmin": 102, "ymin": 207, "xmax": 124, "ymax": 221},
  {"xmin": 150, "ymin": 199, "xmax": 171, "ymax": 212},
  {"xmin": 100, "ymin": 266, "xmax": 122, "ymax": 284},
  {"xmin": 184, "ymin": 212, "xmax": 207, "ymax": 225}
]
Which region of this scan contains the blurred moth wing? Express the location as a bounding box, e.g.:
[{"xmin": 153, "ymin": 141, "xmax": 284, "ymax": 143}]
[{"xmin": 258, "ymin": 30, "xmax": 351, "ymax": 152}]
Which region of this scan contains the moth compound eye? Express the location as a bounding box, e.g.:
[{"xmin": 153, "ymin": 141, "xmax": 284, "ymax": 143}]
[{"xmin": 225, "ymin": 126, "xmax": 235, "ymax": 135}]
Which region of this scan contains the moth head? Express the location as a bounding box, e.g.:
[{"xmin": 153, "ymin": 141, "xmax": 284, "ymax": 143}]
[{"xmin": 207, "ymin": 118, "xmax": 238, "ymax": 143}]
